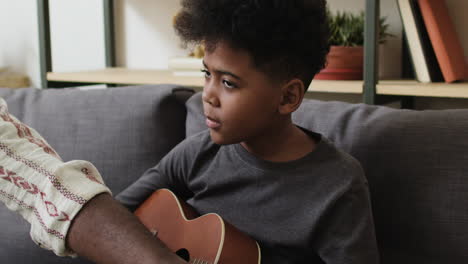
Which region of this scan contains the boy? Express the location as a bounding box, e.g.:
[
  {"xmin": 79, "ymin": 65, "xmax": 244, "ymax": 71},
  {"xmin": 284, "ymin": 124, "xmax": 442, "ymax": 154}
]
[{"xmin": 117, "ymin": 0, "xmax": 380, "ymax": 263}]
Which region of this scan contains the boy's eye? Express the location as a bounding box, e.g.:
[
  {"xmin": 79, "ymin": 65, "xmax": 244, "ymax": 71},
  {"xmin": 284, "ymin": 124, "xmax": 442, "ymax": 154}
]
[
  {"xmin": 201, "ymin": 69, "xmax": 211, "ymax": 78},
  {"xmin": 223, "ymin": 80, "xmax": 236, "ymax": 89}
]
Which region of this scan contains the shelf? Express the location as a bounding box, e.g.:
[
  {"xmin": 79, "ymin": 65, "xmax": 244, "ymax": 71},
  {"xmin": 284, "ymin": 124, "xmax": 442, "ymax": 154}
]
[
  {"xmin": 377, "ymin": 80, "xmax": 468, "ymax": 98},
  {"xmin": 48, "ymin": 68, "xmax": 468, "ymax": 99},
  {"xmin": 47, "ymin": 68, "xmax": 364, "ymax": 93},
  {"xmin": 310, "ymin": 80, "xmax": 363, "ymax": 94},
  {"xmin": 47, "ymin": 68, "xmax": 205, "ymax": 87}
]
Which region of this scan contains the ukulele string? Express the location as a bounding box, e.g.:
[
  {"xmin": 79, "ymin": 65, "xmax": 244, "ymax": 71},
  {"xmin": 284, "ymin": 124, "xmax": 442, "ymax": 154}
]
[{"xmin": 190, "ymin": 258, "xmax": 211, "ymax": 264}]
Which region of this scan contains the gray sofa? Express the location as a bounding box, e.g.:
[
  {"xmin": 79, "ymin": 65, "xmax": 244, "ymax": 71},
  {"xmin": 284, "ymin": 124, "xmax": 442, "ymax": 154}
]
[{"xmin": 0, "ymin": 85, "xmax": 467, "ymax": 263}]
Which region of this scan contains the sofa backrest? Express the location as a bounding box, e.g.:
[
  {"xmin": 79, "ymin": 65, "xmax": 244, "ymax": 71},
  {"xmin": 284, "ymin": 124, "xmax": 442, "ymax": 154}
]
[
  {"xmin": 0, "ymin": 85, "xmax": 193, "ymax": 264},
  {"xmin": 293, "ymin": 99, "xmax": 468, "ymax": 263},
  {"xmin": 186, "ymin": 92, "xmax": 468, "ymax": 263}
]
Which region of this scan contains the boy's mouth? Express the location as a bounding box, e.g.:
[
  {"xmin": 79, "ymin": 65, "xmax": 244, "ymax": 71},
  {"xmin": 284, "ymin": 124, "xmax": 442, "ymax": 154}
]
[{"xmin": 205, "ymin": 115, "xmax": 221, "ymax": 129}]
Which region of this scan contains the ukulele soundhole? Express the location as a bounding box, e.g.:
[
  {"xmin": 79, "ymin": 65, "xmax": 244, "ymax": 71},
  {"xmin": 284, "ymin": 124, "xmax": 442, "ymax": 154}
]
[{"xmin": 175, "ymin": 248, "xmax": 190, "ymax": 262}]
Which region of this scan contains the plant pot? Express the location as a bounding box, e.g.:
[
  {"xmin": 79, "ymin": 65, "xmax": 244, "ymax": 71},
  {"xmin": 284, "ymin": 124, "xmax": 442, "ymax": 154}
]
[{"xmin": 315, "ymin": 45, "xmax": 363, "ymax": 80}]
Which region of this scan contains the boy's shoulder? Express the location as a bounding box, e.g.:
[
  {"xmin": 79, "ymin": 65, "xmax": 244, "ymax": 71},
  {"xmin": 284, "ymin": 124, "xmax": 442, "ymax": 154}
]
[{"xmin": 311, "ymin": 133, "xmax": 367, "ymax": 188}]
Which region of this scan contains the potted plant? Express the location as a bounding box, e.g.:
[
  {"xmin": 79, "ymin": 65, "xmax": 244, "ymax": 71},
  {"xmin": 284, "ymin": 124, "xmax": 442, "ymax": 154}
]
[{"xmin": 315, "ymin": 10, "xmax": 392, "ymax": 80}]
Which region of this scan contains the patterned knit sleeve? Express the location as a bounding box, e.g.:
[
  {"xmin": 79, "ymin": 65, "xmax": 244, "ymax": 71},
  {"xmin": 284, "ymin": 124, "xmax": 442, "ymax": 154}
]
[{"xmin": 0, "ymin": 98, "xmax": 112, "ymax": 257}]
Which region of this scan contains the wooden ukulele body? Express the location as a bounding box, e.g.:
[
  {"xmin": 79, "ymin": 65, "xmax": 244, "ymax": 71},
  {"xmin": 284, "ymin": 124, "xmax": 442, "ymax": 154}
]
[{"xmin": 135, "ymin": 189, "xmax": 261, "ymax": 264}]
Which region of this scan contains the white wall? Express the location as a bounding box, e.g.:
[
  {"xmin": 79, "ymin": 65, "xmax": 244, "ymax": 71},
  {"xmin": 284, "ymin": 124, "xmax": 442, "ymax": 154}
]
[
  {"xmin": 0, "ymin": 0, "xmax": 467, "ymax": 109},
  {"xmin": 115, "ymin": 0, "xmax": 187, "ymax": 69},
  {"xmin": 0, "ymin": 1, "xmax": 40, "ymax": 87},
  {"xmin": 49, "ymin": 0, "xmax": 106, "ymax": 71}
]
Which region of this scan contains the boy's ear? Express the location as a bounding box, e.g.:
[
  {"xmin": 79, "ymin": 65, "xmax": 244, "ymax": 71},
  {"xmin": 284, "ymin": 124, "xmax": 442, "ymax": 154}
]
[{"xmin": 278, "ymin": 78, "xmax": 305, "ymax": 115}]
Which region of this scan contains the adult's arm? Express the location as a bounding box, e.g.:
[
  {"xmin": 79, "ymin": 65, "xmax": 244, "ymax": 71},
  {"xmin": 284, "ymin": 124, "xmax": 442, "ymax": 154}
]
[
  {"xmin": 0, "ymin": 98, "xmax": 184, "ymax": 263},
  {"xmin": 67, "ymin": 193, "xmax": 186, "ymax": 264}
]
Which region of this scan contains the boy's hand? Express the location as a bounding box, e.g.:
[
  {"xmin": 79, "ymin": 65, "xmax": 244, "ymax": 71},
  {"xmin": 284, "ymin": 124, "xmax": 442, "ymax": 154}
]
[{"xmin": 67, "ymin": 193, "xmax": 187, "ymax": 264}]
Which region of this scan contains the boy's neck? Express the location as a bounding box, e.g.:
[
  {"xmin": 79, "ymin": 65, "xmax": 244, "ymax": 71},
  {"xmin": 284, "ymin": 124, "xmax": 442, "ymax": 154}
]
[{"xmin": 240, "ymin": 120, "xmax": 316, "ymax": 163}]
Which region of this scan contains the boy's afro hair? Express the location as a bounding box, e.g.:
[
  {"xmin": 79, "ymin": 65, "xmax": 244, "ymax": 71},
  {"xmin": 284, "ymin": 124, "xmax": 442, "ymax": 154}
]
[{"xmin": 174, "ymin": 0, "xmax": 330, "ymax": 88}]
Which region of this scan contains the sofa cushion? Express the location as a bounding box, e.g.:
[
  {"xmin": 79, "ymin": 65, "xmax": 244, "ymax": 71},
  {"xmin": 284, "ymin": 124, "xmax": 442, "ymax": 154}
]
[
  {"xmin": 186, "ymin": 92, "xmax": 468, "ymax": 263},
  {"xmin": 0, "ymin": 85, "xmax": 193, "ymax": 264}
]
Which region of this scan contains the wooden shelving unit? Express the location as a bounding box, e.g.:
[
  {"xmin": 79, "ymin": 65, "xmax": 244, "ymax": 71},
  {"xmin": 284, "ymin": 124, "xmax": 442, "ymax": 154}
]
[
  {"xmin": 36, "ymin": 0, "xmax": 374, "ymax": 95},
  {"xmin": 37, "ymin": 0, "xmax": 468, "ymax": 107},
  {"xmin": 378, "ymin": 80, "xmax": 468, "ymax": 98},
  {"xmin": 311, "ymin": 80, "xmax": 363, "ymax": 94},
  {"xmin": 45, "ymin": 67, "xmax": 468, "ymax": 98},
  {"xmin": 47, "ymin": 68, "xmax": 205, "ymax": 87},
  {"xmin": 47, "ymin": 68, "xmax": 364, "ymax": 93}
]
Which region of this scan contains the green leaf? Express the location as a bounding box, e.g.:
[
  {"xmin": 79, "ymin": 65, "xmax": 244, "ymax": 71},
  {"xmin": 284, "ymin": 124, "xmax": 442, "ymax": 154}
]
[{"xmin": 327, "ymin": 9, "xmax": 392, "ymax": 46}]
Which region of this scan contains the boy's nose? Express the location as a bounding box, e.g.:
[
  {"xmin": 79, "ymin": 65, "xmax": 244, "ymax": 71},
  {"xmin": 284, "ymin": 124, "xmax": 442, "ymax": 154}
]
[{"xmin": 202, "ymin": 83, "xmax": 220, "ymax": 107}]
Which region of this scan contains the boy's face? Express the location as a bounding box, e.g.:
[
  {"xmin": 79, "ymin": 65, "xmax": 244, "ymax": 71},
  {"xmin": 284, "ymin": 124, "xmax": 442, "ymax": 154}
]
[{"xmin": 202, "ymin": 41, "xmax": 284, "ymax": 145}]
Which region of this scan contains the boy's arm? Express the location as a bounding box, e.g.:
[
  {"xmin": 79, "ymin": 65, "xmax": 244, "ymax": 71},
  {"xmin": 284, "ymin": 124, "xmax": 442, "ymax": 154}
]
[
  {"xmin": 116, "ymin": 141, "xmax": 195, "ymax": 212},
  {"xmin": 312, "ymin": 182, "xmax": 380, "ymax": 264},
  {"xmin": 0, "ymin": 98, "xmax": 184, "ymax": 263}
]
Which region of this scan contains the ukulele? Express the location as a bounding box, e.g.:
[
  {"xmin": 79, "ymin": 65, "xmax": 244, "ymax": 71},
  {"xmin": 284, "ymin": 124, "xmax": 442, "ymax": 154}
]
[{"xmin": 134, "ymin": 188, "xmax": 261, "ymax": 264}]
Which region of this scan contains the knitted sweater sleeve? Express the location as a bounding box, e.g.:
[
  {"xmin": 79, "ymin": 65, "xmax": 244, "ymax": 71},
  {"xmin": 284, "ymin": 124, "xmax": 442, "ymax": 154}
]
[{"xmin": 0, "ymin": 98, "xmax": 111, "ymax": 257}]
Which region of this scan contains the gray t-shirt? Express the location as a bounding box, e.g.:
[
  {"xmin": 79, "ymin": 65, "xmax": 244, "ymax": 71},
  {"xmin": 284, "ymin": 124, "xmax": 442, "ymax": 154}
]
[{"xmin": 116, "ymin": 129, "xmax": 379, "ymax": 264}]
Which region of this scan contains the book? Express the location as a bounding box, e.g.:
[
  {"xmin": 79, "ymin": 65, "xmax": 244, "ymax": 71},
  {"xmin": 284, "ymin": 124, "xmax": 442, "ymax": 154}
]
[
  {"xmin": 417, "ymin": 0, "xmax": 467, "ymax": 83},
  {"xmin": 410, "ymin": 0, "xmax": 443, "ymax": 82},
  {"xmin": 397, "ymin": 0, "xmax": 443, "ymax": 83}
]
